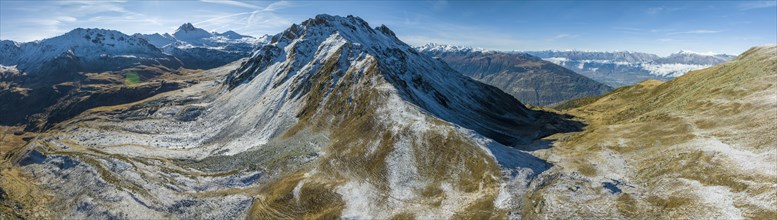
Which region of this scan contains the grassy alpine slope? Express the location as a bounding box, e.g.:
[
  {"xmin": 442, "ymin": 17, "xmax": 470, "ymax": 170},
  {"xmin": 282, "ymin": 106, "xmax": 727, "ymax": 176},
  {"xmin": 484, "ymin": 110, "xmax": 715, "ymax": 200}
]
[{"xmin": 526, "ymin": 45, "xmax": 777, "ymax": 219}]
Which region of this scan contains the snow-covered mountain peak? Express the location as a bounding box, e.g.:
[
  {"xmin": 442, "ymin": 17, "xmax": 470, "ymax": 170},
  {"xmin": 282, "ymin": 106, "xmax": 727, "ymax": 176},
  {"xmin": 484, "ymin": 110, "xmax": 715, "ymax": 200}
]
[
  {"xmin": 261, "ymin": 14, "xmax": 412, "ymax": 58},
  {"xmin": 172, "ymin": 23, "xmax": 213, "ymax": 43},
  {"xmin": 675, "ymin": 49, "xmax": 720, "ymax": 56},
  {"xmin": 176, "ymin": 23, "xmax": 198, "ymax": 32},
  {"xmin": 217, "ymin": 30, "xmax": 251, "ymax": 39},
  {"xmin": 0, "ymin": 27, "xmax": 181, "ymax": 76},
  {"xmin": 661, "ymin": 50, "xmax": 733, "ymax": 65},
  {"xmin": 55, "ymin": 28, "xmax": 152, "ymax": 47},
  {"xmin": 130, "ymin": 23, "xmax": 266, "ymax": 69},
  {"xmin": 226, "ymin": 14, "xmax": 567, "ymax": 146},
  {"xmin": 39, "ymin": 28, "xmax": 161, "ymax": 54},
  {"xmin": 415, "ymin": 43, "xmax": 489, "ymax": 53}
]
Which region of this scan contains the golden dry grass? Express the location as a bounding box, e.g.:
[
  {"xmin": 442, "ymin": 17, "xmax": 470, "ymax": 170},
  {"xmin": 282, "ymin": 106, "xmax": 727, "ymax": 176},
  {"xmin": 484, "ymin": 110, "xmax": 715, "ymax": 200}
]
[
  {"xmin": 0, "ymin": 126, "xmax": 53, "ymax": 219},
  {"xmin": 540, "ymin": 46, "xmax": 777, "ymax": 218}
]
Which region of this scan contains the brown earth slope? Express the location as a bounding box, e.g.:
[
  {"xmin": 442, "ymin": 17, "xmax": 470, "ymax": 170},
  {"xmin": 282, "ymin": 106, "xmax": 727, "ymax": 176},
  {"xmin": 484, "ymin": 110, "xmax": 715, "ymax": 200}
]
[{"xmin": 525, "ymin": 45, "xmax": 777, "ymax": 219}]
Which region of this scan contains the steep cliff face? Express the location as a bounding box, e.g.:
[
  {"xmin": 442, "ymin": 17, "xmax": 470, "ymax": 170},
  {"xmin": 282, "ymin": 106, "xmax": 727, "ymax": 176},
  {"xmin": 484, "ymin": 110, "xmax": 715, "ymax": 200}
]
[
  {"xmin": 417, "ymin": 44, "xmax": 612, "ymax": 106},
  {"xmin": 4, "ymin": 15, "xmax": 581, "ymax": 219}
]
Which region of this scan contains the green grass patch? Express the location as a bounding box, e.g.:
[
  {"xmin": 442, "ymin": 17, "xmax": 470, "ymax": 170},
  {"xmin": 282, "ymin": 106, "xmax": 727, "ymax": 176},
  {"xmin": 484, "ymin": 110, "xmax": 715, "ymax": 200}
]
[{"xmin": 124, "ymin": 72, "xmax": 141, "ymax": 85}]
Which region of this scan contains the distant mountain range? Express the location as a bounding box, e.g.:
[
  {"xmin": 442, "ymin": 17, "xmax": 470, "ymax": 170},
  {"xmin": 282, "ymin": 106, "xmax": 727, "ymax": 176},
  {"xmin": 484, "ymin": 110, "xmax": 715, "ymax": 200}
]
[
  {"xmin": 0, "ymin": 23, "xmax": 264, "ymax": 129},
  {"xmin": 537, "ymin": 45, "xmax": 776, "ymax": 219},
  {"xmin": 416, "ymin": 43, "xmax": 612, "ymax": 106},
  {"xmin": 1, "ymin": 28, "xmax": 181, "ymax": 83},
  {"xmin": 1, "ymin": 23, "xmax": 266, "ymax": 77},
  {"xmin": 134, "ymin": 23, "xmax": 269, "ymax": 69},
  {"xmin": 523, "ymin": 50, "xmax": 735, "ymax": 87}
]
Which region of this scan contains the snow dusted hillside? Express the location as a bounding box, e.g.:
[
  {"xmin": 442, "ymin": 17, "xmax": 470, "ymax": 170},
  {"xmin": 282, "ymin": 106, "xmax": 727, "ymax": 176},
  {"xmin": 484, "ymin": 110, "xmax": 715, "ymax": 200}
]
[
  {"xmin": 15, "ymin": 15, "xmax": 581, "ymax": 219},
  {"xmin": 524, "ymin": 50, "xmax": 735, "ymax": 87},
  {"xmin": 538, "ymin": 45, "xmax": 777, "ymax": 219},
  {"xmin": 0, "ymin": 28, "xmax": 181, "ymax": 75},
  {"xmin": 414, "ymin": 42, "xmax": 490, "ymax": 53},
  {"xmin": 133, "ymin": 33, "xmax": 176, "ymax": 49}
]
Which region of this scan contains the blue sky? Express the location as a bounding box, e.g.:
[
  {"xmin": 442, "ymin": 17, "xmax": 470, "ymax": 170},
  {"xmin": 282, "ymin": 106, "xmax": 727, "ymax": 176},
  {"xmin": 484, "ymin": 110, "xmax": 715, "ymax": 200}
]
[{"xmin": 1, "ymin": 0, "xmax": 775, "ymax": 55}]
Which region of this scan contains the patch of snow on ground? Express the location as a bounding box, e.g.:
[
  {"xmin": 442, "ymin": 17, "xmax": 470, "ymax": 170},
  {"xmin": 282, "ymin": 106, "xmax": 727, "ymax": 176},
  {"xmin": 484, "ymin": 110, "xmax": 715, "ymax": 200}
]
[
  {"xmin": 679, "ymin": 178, "xmax": 743, "ymax": 219},
  {"xmin": 692, "ymin": 137, "xmax": 777, "ymax": 177},
  {"xmin": 336, "ymin": 181, "xmax": 385, "ymax": 218}
]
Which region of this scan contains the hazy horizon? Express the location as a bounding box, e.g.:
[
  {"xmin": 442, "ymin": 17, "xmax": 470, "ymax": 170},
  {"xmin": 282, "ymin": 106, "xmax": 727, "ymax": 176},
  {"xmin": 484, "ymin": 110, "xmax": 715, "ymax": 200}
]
[{"xmin": 1, "ymin": 0, "xmax": 775, "ymax": 56}]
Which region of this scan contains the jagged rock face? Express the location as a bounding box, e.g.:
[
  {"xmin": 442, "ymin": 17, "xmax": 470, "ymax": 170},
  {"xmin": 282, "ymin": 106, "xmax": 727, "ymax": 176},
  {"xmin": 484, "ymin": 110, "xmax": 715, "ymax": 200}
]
[
  {"xmin": 6, "ymin": 15, "xmax": 581, "ymax": 219},
  {"xmin": 417, "ymin": 44, "xmax": 612, "ymax": 106},
  {"xmin": 525, "ymin": 50, "xmax": 735, "ymax": 87}
]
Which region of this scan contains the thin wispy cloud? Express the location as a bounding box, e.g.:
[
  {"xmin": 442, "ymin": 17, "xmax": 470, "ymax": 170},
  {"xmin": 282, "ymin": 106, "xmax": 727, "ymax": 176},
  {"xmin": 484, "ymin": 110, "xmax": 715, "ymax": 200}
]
[
  {"xmin": 200, "ymin": 0, "xmax": 261, "ymax": 10},
  {"xmin": 1, "ymin": 1, "xmax": 773, "ymax": 55},
  {"xmin": 613, "ymin": 27, "xmax": 644, "ymax": 32},
  {"xmin": 546, "ymin": 34, "xmax": 579, "ymax": 41},
  {"xmin": 1, "ymin": 0, "xmax": 146, "ymax": 41},
  {"xmin": 191, "ymin": 11, "xmax": 292, "ymax": 35},
  {"xmin": 263, "ymin": 1, "xmax": 294, "ymax": 12},
  {"xmin": 199, "ymin": 0, "xmax": 292, "ymax": 12},
  {"xmin": 645, "ymin": 7, "xmax": 681, "ymax": 15},
  {"xmin": 645, "ymin": 7, "xmax": 665, "ymax": 15},
  {"xmin": 194, "ymin": 11, "xmax": 254, "ymax": 26},
  {"xmin": 194, "ymin": 1, "xmax": 295, "ymax": 34},
  {"xmin": 738, "ymin": 1, "xmax": 777, "ymax": 10},
  {"xmin": 397, "ymin": 21, "xmax": 529, "ymax": 50},
  {"xmin": 54, "ymin": 0, "xmax": 130, "ymax": 15},
  {"xmin": 668, "ymin": 29, "xmax": 721, "ymax": 35}
]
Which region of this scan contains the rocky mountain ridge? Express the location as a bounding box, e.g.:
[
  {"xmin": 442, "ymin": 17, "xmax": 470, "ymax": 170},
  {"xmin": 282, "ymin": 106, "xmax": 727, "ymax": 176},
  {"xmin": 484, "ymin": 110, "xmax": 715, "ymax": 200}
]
[{"xmin": 2, "ymin": 14, "xmax": 582, "ymax": 219}]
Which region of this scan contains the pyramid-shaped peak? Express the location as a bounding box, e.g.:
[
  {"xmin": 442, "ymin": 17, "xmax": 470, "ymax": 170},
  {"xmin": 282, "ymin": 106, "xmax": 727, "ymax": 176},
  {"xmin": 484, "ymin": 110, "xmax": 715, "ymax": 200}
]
[
  {"xmin": 177, "ymin": 23, "xmax": 197, "ymax": 32},
  {"xmin": 173, "ymin": 22, "xmax": 213, "ymax": 42}
]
